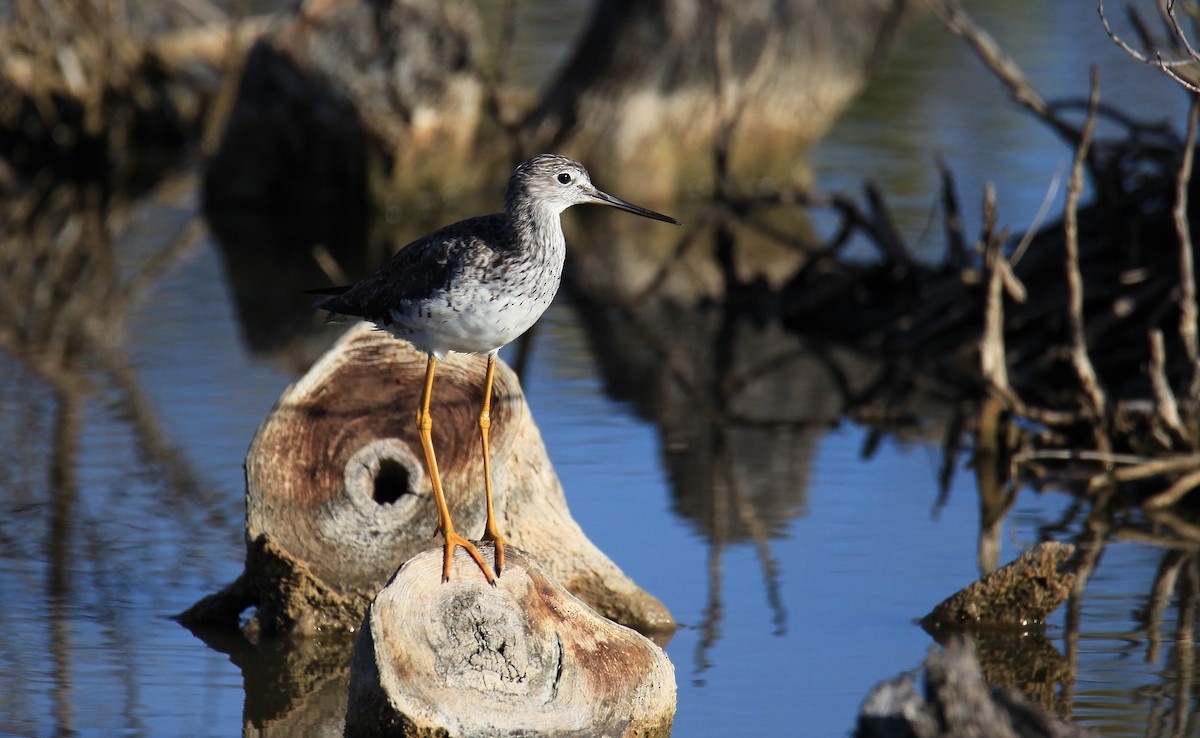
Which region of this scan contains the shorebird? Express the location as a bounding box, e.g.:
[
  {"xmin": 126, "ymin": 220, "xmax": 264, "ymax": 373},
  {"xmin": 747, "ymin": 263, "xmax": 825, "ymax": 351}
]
[{"xmin": 314, "ymin": 154, "xmax": 679, "ymax": 583}]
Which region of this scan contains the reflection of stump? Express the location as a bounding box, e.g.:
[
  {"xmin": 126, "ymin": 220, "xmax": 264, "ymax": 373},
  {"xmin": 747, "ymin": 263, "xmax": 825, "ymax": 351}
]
[
  {"xmin": 345, "ymin": 546, "xmax": 675, "ymax": 738},
  {"xmin": 857, "ymin": 637, "xmax": 1093, "ymax": 738},
  {"xmin": 180, "ymin": 323, "xmax": 672, "ymax": 636}
]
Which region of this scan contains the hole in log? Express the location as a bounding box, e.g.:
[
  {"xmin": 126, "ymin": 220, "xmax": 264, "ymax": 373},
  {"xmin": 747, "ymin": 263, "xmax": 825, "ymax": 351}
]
[
  {"xmin": 373, "ymin": 458, "xmax": 413, "ymax": 505},
  {"xmin": 342, "ymin": 439, "xmax": 425, "ymax": 519}
]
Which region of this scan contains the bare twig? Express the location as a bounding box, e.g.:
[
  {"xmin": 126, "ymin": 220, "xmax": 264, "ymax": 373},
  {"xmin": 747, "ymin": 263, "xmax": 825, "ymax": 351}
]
[
  {"xmin": 1143, "ymin": 508, "xmax": 1200, "ymax": 542},
  {"xmin": 1144, "ymin": 467, "xmax": 1200, "ymax": 508},
  {"xmin": 1088, "ymin": 454, "xmax": 1200, "ymax": 490},
  {"xmin": 937, "ymin": 156, "xmax": 969, "ymax": 271},
  {"xmin": 1164, "ymin": 0, "xmax": 1200, "ymax": 63},
  {"xmin": 1176, "ymin": 94, "xmax": 1200, "ymax": 398},
  {"xmin": 1098, "ymin": 0, "xmax": 1200, "ymax": 93},
  {"xmin": 1009, "ymin": 160, "xmax": 1065, "ymax": 268},
  {"xmin": 865, "ymin": 183, "xmax": 912, "ymax": 270},
  {"xmin": 1018, "ymin": 449, "xmax": 1172, "ymax": 466},
  {"xmin": 980, "ymin": 183, "xmax": 1010, "ymax": 394},
  {"xmin": 1064, "ymin": 67, "xmax": 1108, "ymax": 430},
  {"xmin": 1149, "ymin": 329, "xmax": 1188, "ymax": 444}
]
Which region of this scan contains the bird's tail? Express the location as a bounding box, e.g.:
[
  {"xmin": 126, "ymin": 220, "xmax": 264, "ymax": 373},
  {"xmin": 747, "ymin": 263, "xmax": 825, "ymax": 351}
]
[{"xmin": 305, "ymin": 286, "xmax": 359, "ymax": 323}]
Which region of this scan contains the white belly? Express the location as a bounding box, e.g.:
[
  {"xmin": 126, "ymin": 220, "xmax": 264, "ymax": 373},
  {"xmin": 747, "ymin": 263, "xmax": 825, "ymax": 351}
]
[{"xmin": 384, "ymin": 287, "xmax": 555, "ymax": 358}]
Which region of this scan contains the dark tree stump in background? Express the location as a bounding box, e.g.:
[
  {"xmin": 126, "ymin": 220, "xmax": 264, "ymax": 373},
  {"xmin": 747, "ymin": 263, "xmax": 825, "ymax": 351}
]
[
  {"xmin": 522, "ymin": 0, "xmax": 915, "ymax": 200},
  {"xmin": 180, "ymin": 323, "xmax": 673, "ymax": 637},
  {"xmin": 345, "ymin": 546, "xmax": 675, "ymax": 738},
  {"xmin": 204, "ymin": 0, "xmax": 485, "ymax": 211}
]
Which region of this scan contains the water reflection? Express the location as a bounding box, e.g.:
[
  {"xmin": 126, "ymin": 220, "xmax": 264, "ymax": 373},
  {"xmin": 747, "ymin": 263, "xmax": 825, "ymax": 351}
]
[
  {"xmin": 192, "ymin": 625, "xmax": 354, "ymax": 737},
  {"xmin": 0, "ymin": 176, "xmax": 239, "ymax": 735}
]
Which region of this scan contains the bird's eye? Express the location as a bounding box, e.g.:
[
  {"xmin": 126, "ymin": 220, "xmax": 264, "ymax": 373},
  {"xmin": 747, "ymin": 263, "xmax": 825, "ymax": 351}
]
[{"xmin": 557, "ymin": 172, "xmax": 573, "ymax": 184}]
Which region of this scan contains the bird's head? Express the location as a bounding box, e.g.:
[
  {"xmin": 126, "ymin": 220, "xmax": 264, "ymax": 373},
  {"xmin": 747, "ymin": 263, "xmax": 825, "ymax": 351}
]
[{"xmin": 506, "ymin": 153, "xmax": 680, "ymax": 225}]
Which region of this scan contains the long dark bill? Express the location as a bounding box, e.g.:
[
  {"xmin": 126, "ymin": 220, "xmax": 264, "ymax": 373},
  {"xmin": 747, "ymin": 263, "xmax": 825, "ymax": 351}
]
[{"xmin": 590, "ymin": 188, "xmax": 681, "ymax": 225}]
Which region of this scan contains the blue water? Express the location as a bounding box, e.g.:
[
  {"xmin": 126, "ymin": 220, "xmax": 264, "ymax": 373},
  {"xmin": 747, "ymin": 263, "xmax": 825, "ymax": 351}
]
[{"xmin": 2, "ymin": 1, "xmax": 1198, "ymax": 736}]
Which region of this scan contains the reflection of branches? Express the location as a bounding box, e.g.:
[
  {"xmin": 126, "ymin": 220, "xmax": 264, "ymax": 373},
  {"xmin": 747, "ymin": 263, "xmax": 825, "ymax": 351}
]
[
  {"xmin": 0, "ymin": 168, "xmax": 256, "ymax": 728},
  {"xmin": 692, "ymin": 417, "xmax": 789, "ymax": 678},
  {"xmin": 1136, "ymin": 547, "xmax": 1200, "ymax": 736},
  {"xmin": 46, "ymin": 386, "xmax": 81, "ymax": 738},
  {"xmin": 0, "ymin": 174, "xmax": 241, "ymax": 573},
  {"xmin": 1142, "ymin": 550, "xmax": 1188, "ymax": 665},
  {"xmin": 729, "ymin": 472, "xmax": 787, "ymax": 637}
]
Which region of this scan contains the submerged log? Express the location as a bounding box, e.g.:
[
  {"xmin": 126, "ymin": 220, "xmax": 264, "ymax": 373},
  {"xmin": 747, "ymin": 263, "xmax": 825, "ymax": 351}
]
[
  {"xmin": 345, "ymin": 545, "xmax": 675, "ymax": 738},
  {"xmin": 180, "ymin": 322, "xmax": 672, "ymax": 637}
]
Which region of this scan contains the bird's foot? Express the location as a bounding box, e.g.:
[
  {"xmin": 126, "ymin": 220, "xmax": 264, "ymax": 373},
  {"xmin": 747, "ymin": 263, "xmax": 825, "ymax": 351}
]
[
  {"xmin": 442, "ymin": 531, "xmax": 496, "ymax": 586},
  {"xmin": 481, "ymin": 529, "xmax": 508, "ymax": 578}
]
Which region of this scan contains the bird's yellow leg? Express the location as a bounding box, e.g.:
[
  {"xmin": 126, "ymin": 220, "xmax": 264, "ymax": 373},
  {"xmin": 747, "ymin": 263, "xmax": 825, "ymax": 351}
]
[
  {"xmin": 478, "ymin": 353, "xmax": 508, "ymax": 576},
  {"xmin": 417, "ymin": 354, "xmax": 494, "ymax": 584}
]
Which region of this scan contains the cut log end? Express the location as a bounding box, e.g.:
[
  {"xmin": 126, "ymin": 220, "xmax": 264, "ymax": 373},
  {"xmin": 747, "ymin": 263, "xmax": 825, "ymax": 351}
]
[{"xmin": 345, "ymin": 544, "xmax": 676, "ymax": 738}]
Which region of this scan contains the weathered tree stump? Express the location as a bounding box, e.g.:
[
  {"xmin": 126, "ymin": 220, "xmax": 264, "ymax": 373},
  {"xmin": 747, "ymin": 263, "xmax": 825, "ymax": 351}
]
[
  {"xmin": 204, "ymin": 0, "xmax": 485, "ymax": 211},
  {"xmin": 345, "ymin": 545, "xmax": 675, "ymax": 738},
  {"xmin": 522, "ymin": 0, "xmax": 915, "ymax": 200},
  {"xmin": 180, "ymin": 322, "xmax": 672, "ymax": 637}
]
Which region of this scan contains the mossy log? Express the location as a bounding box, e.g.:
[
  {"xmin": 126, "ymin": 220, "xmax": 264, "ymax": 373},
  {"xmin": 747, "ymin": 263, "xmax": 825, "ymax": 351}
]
[
  {"xmin": 179, "ymin": 323, "xmax": 672, "ymax": 637},
  {"xmin": 345, "ymin": 545, "xmax": 675, "ymax": 738},
  {"xmin": 922, "ymin": 542, "xmax": 1076, "ymax": 630}
]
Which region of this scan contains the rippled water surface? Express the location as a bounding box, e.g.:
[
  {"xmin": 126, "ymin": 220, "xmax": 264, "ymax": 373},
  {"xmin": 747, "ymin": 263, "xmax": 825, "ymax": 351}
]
[{"xmin": 2, "ymin": 1, "xmax": 1198, "ymax": 737}]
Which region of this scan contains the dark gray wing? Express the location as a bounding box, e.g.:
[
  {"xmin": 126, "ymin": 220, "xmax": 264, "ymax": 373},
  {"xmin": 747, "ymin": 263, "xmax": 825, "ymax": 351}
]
[{"xmin": 314, "ymin": 214, "xmax": 507, "ymax": 321}]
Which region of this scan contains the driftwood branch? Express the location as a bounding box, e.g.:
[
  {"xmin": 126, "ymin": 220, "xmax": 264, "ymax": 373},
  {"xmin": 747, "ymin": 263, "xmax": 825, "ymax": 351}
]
[
  {"xmin": 183, "ymin": 325, "xmax": 673, "ymax": 637},
  {"xmin": 980, "ymin": 184, "xmax": 1010, "ymax": 395},
  {"xmin": 1177, "ymin": 94, "xmax": 1200, "ymax": 399},
  {"xmin": 1149, "ymin": 329, "xmax": 1188, "ymax": 445},
  {"xmin": 1144, "ymin": 467, "xmax": 1200, "ymax": 509},
  {"xmin": 1063, "ymin": 67, "xmax": 1108, "ymax": 430}
]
